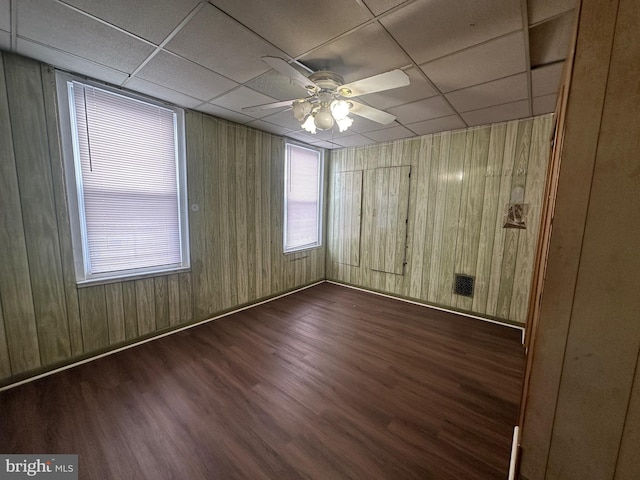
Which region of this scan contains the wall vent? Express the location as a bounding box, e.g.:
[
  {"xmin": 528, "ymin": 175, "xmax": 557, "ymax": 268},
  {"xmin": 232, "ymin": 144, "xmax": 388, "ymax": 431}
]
[{"xmin": 454, "ymin": 274, "xmax": 475, "ymax": 297}]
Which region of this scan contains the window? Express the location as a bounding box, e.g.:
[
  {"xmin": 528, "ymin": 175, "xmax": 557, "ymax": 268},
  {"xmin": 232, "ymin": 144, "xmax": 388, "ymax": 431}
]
[
  {"xmin": 284, "ymin": 143, "xmax": 324, "ymax": 253},
  {"xmin": 57, "ymin": 73, "xmax": 189, "ymax": 284}
]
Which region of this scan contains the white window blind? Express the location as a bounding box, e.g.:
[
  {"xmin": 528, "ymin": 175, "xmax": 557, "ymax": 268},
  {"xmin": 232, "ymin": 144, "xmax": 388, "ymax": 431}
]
[
  {"xmin": 284, "ymin": 143, "xmax": 323, "ymax": 252},
  {"xmin": 67, "ymin": 80, "xmax": 188, "ymax": 280}
]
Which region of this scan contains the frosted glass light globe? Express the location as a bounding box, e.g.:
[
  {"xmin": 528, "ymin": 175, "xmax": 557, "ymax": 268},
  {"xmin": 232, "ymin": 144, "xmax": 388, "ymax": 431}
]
[
  {"xmin": 301, "ymin": 115, "xmax": 317, "ymax": 134},
  {"xmin": 331, "ymin": 100, "xmax": 350, "ymax": 120},
  {"xmin": 336, "ymin": 116, "xmax": 354, "ymax": 132},
  {"xmin": 292, "ymin": 100, "xmax": 311, "ymax": 121},
  {"xmin": 314, "ymin": 107, "xmax": 335, "ymax": 130}
]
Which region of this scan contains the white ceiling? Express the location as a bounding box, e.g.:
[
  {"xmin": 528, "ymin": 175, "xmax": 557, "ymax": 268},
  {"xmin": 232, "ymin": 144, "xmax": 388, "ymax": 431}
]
[{"xmin": 0, "ymin": 0, "xmax": 576, "ymax": 149}]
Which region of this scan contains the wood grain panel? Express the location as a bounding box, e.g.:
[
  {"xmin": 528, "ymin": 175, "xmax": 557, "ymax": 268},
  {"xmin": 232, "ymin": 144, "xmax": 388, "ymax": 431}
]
[
  {"xmin": 234, "ymin": 126, "xmax": 249, "ymax": 305},
  {"xmin": 472, "ymin": 124, "xmax": 507, "ymax": 314},
  {"xmin": 104, "ymin": 283, "xmax": 125, "ymax": 345},
  {"xmin": 245, "ymin": 129, "xmax": 258, "ymax": 302},
  {"xmin": 334, "ymin": 170, "xmax": 363, "ymax": 266},
  {"xmin": 179, "ymin": 272, "xmax": 193, "ymax": 324},
  {"xmin": 435, "ymin": 131, "xmax": 465, "ymax": 306},
  {"xmin": 408, "ymin": 137, "xmax": 431, "ymax": 298},
  {"xmin": 454, "ymin": 128, "xmax": 490, "ymax": 311},
  {"xmin": 78, "ymin": 285, "xmax": 109, "ymax": 352},
  {"xmin": 427, "ymin": 132, "xmax": 451, "ymax": 302},
  {"xmin": 0, "ymin": 302, "xmax": 11, "ymax": 379},
  {"xmin": 40, "ymin": 65, "xmax": 84, "ymax": 357},
  {"xmin": 509, "ymin": 116, "xmax": 551, "ymax": 323},
  {"xmin": 4, "ymin": 54, "xmax": 71, "ymax": 365},
  {"xmin": 0, "ymin": 53, "xmax": 41, "ymax": 374},
  {"xmin": 168, "ymin": 274, "xmax": 181, "ymax": 327},
  {"xmin": 485, "ymin": 122, "xmax": 519, "ymax": 317},
  {"xmin": 185, "ymin": 111, "xmax": 208, "ymax": 319},
  {"xmin": 203, "ymin": 115, "xmax": 221, "ymax": 314},
  {"xmin": 122, "ymin": 281, "xmax": 138, "ymax": 340},
  {"xmin": 154, "ymin": 276, "xmax": 169, "ymax": 330},
  {"xmin": 135, "ymin": 279, "xmax": 156, "ymax": 335}
]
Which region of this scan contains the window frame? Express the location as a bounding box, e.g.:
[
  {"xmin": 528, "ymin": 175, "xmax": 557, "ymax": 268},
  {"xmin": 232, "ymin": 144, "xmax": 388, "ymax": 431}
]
[
  {"xmin": 283, "ymin": 141, "xmax": 324, "ymax": 254},
  {"xmin": 56, "ymin": 71, "xmax": 190, "ymax": 285}
]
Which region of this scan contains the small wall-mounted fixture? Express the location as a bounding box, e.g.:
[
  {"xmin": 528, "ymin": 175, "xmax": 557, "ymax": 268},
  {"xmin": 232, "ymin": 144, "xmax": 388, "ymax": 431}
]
[{"xmin": 504, "ymin": 186, "xmax": 528, "ymax": 229}]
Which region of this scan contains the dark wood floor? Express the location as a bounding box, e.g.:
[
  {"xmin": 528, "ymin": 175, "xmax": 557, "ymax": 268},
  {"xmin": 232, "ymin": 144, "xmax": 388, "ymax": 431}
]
[{"xmin": 0, "ymin": 283, "xmax": 524, "ymax": 479}]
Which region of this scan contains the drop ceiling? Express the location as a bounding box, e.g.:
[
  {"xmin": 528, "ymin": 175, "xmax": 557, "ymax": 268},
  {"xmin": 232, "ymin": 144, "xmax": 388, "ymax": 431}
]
[{"xmin": 0, "ymin": 0, "xmax": 576, "ymax": 149}]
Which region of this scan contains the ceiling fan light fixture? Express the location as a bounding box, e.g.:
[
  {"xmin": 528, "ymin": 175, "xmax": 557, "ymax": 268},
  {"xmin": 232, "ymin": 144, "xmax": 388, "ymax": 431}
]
[
  {"xmin": 336, "ymin": 116, "xmax": 354, "ymax": 133},
  {"xmin": 314, "ymin": 106, "xmax": 335, "ymax": 130},
  {"xmin": 292, "ymin": 100, "xmax": 312, "ymax": 121},
  {"xmin": 301, "ymin": 114, "xmax": 317, "ymax": 134},
  {"xmin": 330, "ymin": 99, "xmax": 351, "ymax": 120}
]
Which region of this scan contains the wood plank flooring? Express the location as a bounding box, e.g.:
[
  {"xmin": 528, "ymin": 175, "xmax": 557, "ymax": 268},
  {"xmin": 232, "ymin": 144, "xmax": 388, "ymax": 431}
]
[{"xmin": 0, "ymin": 283, "xmax": 524, "ymax": 479}]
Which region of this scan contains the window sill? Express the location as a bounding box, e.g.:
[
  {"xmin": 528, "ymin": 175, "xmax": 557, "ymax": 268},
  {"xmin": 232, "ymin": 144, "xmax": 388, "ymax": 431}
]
[
  {"xmin": 76, "ymin": 266, "xmax": 191, "ymax": 288},
  {"xmin": 283, "ymin": 244, "xmax": 323, "ymax": 255}
]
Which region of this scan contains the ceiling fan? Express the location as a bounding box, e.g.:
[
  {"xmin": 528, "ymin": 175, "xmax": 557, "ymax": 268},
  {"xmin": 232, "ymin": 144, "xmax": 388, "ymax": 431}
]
[{"xmin": 242, "ymin": 57, "xmax": 410, "ymax": 134}]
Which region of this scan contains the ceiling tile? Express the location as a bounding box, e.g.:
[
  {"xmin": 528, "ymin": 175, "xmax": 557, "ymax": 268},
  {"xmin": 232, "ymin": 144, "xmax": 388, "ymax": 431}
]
[
  {"xmin": 166, "ymin": 4, "xmax": 285, "ymax": 83},
  {"xmin": 308, "ymin": 140, "xmax": 338, "ymax": 150},
  {"xmin": 123, "ymin": 77, "xmax": 203, "ymax": 108},
  {"xmin": 0, "ymin": 0, "xmax": 10, "ymax": 31},
  {"xmin": 285, "ymin": 131, "xmax": 320, "ymax": 145},
  {"xmin": 361, "ymin": 0, "xmax": 407, "ymax": 16},
  {"xmin": 529, "ymin": 12, "xmax": 574, "ymax": 67},
  {"xmin": 245, "ymin": 119, "xmax": 293, "ymax": 136},
  {"xmin": 331, "ymin": 134, "xmax": 377, "ymax": 148},
  {"xmin": 61, "ymin": 0, "xmax": 201, "ymax": 44},
  {"xmin": 212, "ymin": 86, "xmax": 284, "ymax": 119},
  {"xmin": 196, "ymin": 104, "xmax": 255, "ymax": 125},
  {"xmin": 533, "ymin": 94, "xmax": 556, "ymax": 115},
  {"xmin": 407, "ymin": 115, "xmax": 467, "ymax": 136},
  {"xmin": 387, "ymin": 95, "xmax": 454, "ymax": 124},
  {"xmin": 244, "ymin": 69, "xmax": 309, "ymax": 102},
  {"xmin": 359, "ymin": 67, "xmax": 439, "ymax": 110},
  {"xmin": 421, "ymin": 31, "xmax": 527, "ymax": 93},
  {"xmin": 350, "ymin": 117, "xmax": 400, "ymax": 134},
  {"xmin": 528, "ymin": 0, "xmax": 576, "ymax": 25},
  {"xmin": 207, "ymin": 0, "xmax": 372, "ymax": 57},
  {"xmin": 16, "ymin": 38, "xmax": 130, "ymax": 85},
  {"xmin": 298, "ymin": 22, "xmax": 409, "ymax": 83},
  {"xmin": 445, "ymin": 73, "xmax": 528, "ymax": 113},
  {"xmin": 136, "ymin": 51, "xmax": 238, "ymax": 101},
  {"xmin": 259, "ymin": 109, "xmax": 304, "ymax": 131},
  {"xmin": 461, "ymin": 99, "xmax": 530, "ymax": 127},
  {"xmin": 17, "ymin": 0, "xmax": 155, "ymax": 73},
  {"xmin": 0, "ymin": 30, "xmax": 10, "ymax": 50},
  {"xmin": 380, "ymin": 0, "xmax": 523, "ymax": 64},
  {"xmin": 364, "ymin": 125, "xmax": 415, "ymax": 142},
  {"xmin": 531, "ymin": 62, "xmax": 563, "ymax": 97}
]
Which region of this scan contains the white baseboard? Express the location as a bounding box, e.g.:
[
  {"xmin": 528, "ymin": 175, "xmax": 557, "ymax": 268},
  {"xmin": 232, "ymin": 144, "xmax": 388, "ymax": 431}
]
[
  {"xmin": 326, "ymin": 280, "xmax": 525, "ymax": 332},
  {"xmin": 509, "ymin": 425, "xmax": 521, "ymax": 480}
]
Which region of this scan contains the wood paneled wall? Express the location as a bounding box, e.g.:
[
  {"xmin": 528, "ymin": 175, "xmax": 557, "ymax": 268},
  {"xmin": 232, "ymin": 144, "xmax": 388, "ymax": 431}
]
[
  {"xmin": 0, "ymin": 53, "xmax": 325, "ymax": 385},
  {"xmin": 520, "ymin": 0, "xmax": 640, "ymax": 478},
  {"xmin": 326, "ymin": 116, "xmax": 553, "ymax": 324}
]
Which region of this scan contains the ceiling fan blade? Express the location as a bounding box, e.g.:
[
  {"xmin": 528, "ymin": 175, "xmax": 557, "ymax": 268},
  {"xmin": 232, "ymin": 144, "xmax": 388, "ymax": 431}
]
[
  {"xmin": 261, "ymin": 56, "xmax": 319, "ymax": 91},
  {"xmin": 339, "ymin": 69, "xmax": 410, "ymax": 97},
  {"xmin": 349, "ymin": 101, "xmax": 396, "ymax": 125},
  {"xmin": 241, "ymin": 99, "xmax": 297, "ymax": 113}
]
